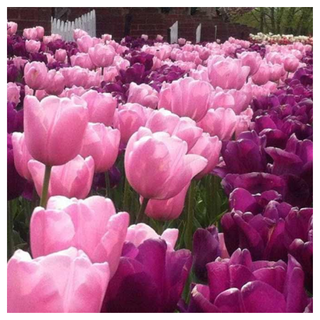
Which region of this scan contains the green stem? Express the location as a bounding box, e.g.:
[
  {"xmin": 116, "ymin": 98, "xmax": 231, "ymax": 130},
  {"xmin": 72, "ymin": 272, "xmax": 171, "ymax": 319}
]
[
  {"xmin": 185, "ymin": 180, "xmax": 196, "ymax": 250},
  {"xmin": 123, "ymin": 177, "xmax": 131, "ymax": 212},
  {"xmin": 136, "ymin": 197, "xmax": 149, "ymax": 223},
  {"xmin": 7, "ymin": 201, "xmax": 14, "ymax": 261},
  {"xmin": 212, "ymin": 174, "xmax": 221, "ymax": 222},
  {"xmin": 39, "ymin": 165, "xmax": 52, "ymax": 208},
  {"xmin": 206, "ymin": 175, "xmax": 215, "ymax": 224},
  {"xmin": 105, "ymin": 171, "xmax": 111, "ymax": 198}
]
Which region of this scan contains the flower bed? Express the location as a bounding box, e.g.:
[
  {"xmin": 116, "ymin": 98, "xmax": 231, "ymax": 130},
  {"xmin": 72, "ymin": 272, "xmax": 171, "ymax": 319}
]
[{"xmin": 7, "ymin": 22, "xmax": 313, "ymax": 313}]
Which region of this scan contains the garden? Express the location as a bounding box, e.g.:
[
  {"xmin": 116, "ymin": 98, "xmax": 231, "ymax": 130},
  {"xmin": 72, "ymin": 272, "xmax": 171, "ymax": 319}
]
[{"xmin": 7, "ymin": 18, "xmax": 313, "ymax": 313}]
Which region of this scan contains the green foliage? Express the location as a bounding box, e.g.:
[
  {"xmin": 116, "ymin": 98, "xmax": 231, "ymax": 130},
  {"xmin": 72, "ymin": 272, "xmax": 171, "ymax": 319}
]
[{"xmin": 231, "ymin": 7, "xmax": 313, "ymax": 36}]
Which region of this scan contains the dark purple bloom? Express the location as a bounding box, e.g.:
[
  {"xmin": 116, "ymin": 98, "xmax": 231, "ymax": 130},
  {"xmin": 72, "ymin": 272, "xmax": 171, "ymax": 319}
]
[
  {"xmin": 7, "ymin": 134, "xmax": 26, "ymax": 200},
  {"xmin": 102, "ymin": 239, "xmax": 192, "ymax": 312},
  {"xmin": 185, "ymin": 249, "xmax": 309, "ymax": 313}
]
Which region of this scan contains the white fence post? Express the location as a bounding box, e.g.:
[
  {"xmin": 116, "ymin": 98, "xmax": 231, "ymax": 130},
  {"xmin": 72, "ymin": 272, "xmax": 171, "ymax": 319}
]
[
  {"xmin": 50, "ymin": 9, "xmax": 97, "ymax": 40},
  {"xmin": 196, "ymin": 23, "xmax": 201, "ymax": 43},
  {"xmin": 170, "ymin": 21, "xmax": 178, "ymax": 44}
]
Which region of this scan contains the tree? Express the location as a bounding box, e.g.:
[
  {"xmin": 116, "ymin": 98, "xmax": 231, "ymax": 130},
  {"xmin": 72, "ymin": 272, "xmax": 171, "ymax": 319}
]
[{"xmin": 229, "ymin": 7, "xmax": 313, "ymax": 36}]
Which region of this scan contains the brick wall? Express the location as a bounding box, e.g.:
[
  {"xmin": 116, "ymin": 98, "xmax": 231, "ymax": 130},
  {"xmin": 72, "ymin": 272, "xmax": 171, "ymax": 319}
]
[
  {"xmin": 7, "ymin": 7, "xmax": 52, "ymax": 35},
  {"xmin": 7, "ymin": 7, "xmax": 257, "ymax": 42}
]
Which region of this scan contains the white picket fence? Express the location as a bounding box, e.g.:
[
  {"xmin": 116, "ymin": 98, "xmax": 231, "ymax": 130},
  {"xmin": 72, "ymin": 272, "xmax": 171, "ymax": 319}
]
[{"xmin": 51, "ymin": 10, "xmax": 96, "ymax": 41}]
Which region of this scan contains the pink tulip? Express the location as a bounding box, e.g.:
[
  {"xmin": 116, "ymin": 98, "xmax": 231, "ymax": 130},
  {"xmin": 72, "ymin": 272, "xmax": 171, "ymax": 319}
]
[
  {"xmin": 114, "ymin": 103, "xmax": 150, "ymax": 144},
  {"xmin": 127, "ymin": 82, "xmax": 159, "ymax": 109},
  {"xmin": 207, "ymin": 57, "xmax": 250, "ymax": 90},
  {"xmin": 12, "ymin": 132, "xmax": 33, "ymax": 181},
  {"xmin": 54, "ymin": 49, "xmax": 67, "ymax": 62},
  {"xmin": 24, "ymin": 62, "xmax": 48, "ymax": 90},
  {"xmin": 25, "ymin": 40, "xmax": 41, "ymax": 53},
  {"xmin": 44, "ymin": 70, "xmax": 65, "ymax": 95},
  {"xmin": 7, "ymin": 247, "xmax": 110, "ymax": 313},
  {"xmin": 146, "ymin": 108, "xmax": 180, "ymax": 134},
  {"xmin": 144, "ymin": 184, "xmax": 189, "ymax": 220},
  {"xmin": 197, "ymin": 107, "xmax": 238, "ymax": 141},
  {"xmin": 71, "ymin": 53, "xmax": 94, "ymax": 70},
  {"xmin": 189, "ymin": 133, "xmax": 222, "ymax": 179},
  {"xmin": 158, "ymin": 77, "xmax": 212, "ymax": 122},
  {"xmin": 251, "ymin": 62, "xmax": 271, "ymax": 85},
  {"xmin": 42, "ymin": 34, "xmax": 62, "ymax": 44},
  {"xmin": 209, "ymin": 89, "xmax": 235, "ymax": 110},
  {"xmin": 35, "ymin": 26, "xmax": 44, "ymax": 39},
  {"xmin": 102, "ymin": 66, "xmax": 119, "ymax": 82},
  {"xmin": 80, "ymin": 123, "xmax": 120, "ymax": 173},
  {"xmin": 85, "ymin": 70, "xmax": 102, "ymax": 88},
  {"xmin": 28, "ymin": 155, "xmax": 94, "ymax": 199},
  {"xmin": 12, "ymin": 57, "xmax": 28, "ymax": 70},
  {"xmin": 81, "ymin": 90, "xmax": 117, "ymax": 126},
  {"xmin": 59, "ymin": 86, "xmax": 87, "ymax": 98},
  {"xmin": 73, "ymin": 29, "xmax": 89, "ymax": 40},
  {"xmin": 146, "ymin": 109, "xmax": 202, "ymax": 150},
  {"xmin": 178, "ymin": 38, "xmax": 186, "ymax": 45},
  {"xmin": 156, "ymin": 34, "xmax": 163, "ymax": 41},
  {"xmin": 124, "ymin": 127, "xmax": 207, "ymax": 200},
  {"xmin": 24, "ymin": 95, "xmax": 88, "ymax": 166},
  {"xmin": 228, "ymin": 89, "xmax": 251, "ymax": 114},
  {"xmin": 102, "ymin": 34, "xmax": 112, "ymax": 42},
  {"xmin": 88, "ymin": 44, "xmax": 116, "ymax": 68},
  {"xmin": 235, "ymin": 108, "xmax": 254, "ymax": 138},
  {"xmin": 7, "ymin": 82, "xmax": 20, "ymax": 105},
  {"xmin": 7, "ymin": 22, "xmax": 17, "ymax": 36},
  {"xmin": 284, "ymin": 55, "xmax": 300, "ymax": 73},
  {"xmin": 189, "ymin": 65, "xmax": 209, "ymax": 82},
  {"xmin": 23, "ymin": 28, "xmax": 38, "ymax": 40},
  {"xmin": 77, "ymin": 35, "xmax": 94, "ymax": 53},
  {"xmin": 31, "ymin": 195, "xmax": 129, "ymax": 277},
  {"xmin": 60, "ymin": 67, "xmax": 89, "ymax": 88},
  {"xmin": 141, "ymin": 34, "xmax": 148, "ymax": 41},
  {"xmin": 125, "ymin": 223, "xmax": 178, "ymax": 251},
  {"xmin": 237, "ymin": 51, "xmax": 262, "ymax": 75},
  {"xmin": 269, "ymin": 64, "xmax": 286, "ymax": 82}
]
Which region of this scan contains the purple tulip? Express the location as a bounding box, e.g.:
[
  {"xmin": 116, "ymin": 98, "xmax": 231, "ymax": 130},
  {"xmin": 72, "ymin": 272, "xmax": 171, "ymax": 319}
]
[{"xmin": 102, "ymin": 239, "xmax": 192, "ymax": 312}]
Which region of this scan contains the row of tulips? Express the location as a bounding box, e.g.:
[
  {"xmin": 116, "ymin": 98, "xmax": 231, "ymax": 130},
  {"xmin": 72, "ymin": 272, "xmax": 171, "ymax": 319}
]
[{"xmin": 7, "ymin": 21, "xmax": 312, "ymax": 313}]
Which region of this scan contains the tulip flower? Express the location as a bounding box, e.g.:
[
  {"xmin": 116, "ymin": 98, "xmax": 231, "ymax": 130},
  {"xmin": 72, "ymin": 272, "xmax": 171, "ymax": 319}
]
[
  {"xmin": 127, "ymin": 82, "xmax": 159, "ymax": 109},
  {"xmin": 189, "ymin": 133, "xmax": 222, "ymax": 179},
  {"xmin": 80, "ymin": 123, "xmax": 120, "ymax": 173},
  {"xmin": 186, "ymin": 249, "xmax": 309, "ymax": 313},
  {"xmin": 12, "ymin": 132, "xmax": 33, "ymax": 181},
  {"xmin": 30, "ymin": 195, "xmax": 129, "ymax": 277},
  {"xmin": 102, "ymin": 238, "xmax": 192, "ymax": 312},
  {"xmin": 24, "ymin": 95, "xmax": 88, "ymax": 166},
  {"xmin": 158, "ymin": 77, "xmax": 212, "ymax": 122},
  {"xmin": 88, "ymin": 43, "xmax": 116, "ymax": 68},
  {"xmin": 7, "ymin": 22, "xmax": 17, "ymax": 36},
  {"xmin": 7, "ymin": 247, "xmax": 110, "ymax": 313},
  {"xmin": 237, "ymin": 51, "xmax": 262, "ymax": 76},
  {"xmin": 125, "ymin": 223, "xmax": 178, "ymax": 251},
  {"xmin": 70, "ymin": 53, "xmax": 95, "ymax": 70},
  {"xmin": 197, "ymin": 107, "xmax": 238, "ymax": 140},
  {"xmin": 114, "ymin": 103, "xmax": 150, "ymax": 144},
  {"xmin": 144, "ymin": 184, "xmax": 189, "ymax": 220},
  {"xmin": 193, "ymin": 226, "xmax": 229, "ymax": 281},
  {"xmin": 25, "ymin": 40, "xmax": 41, "ymax": 54},
  {"xmin": 44, "ymin": 70, "xmax": 65, "ymax": 95},
  {"xmin": 7, "ymin": 102, "xmax": 23, "ymax": 134},
  {"xmin": 251, "ymin": 62, "xmax": 271, "ymax": 85},
  {"xmin": 54, "ymin": 49, "xmax": 67, "ymax": 62},
  {"xmin": 77, "ymin": 35, "xmax": 94, "ymax": 53},
  {"xmin": 28, "ymin": 155, "xmax": 94, "ymax": 199},
  {"xmin": 7, "ymin": 82, "xmax": 21, "ymax": 105},
  {"xmin": 207, "ymin": 57, "xmax": 250, "ymax": 90},
  {"xmin": 125, "ymin": 127, "xmax": 207, "ymax": 200},
  {"xmin": 284, "ymin": 55, "xmax": 300, "ymax": 73},
  {"xmin": 81, "ymin": 90, "xmax": 117, "ymax": 126},
  {"xmin": 24, "ymin": 62, "xmax": 48, "ymax": 90}
]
